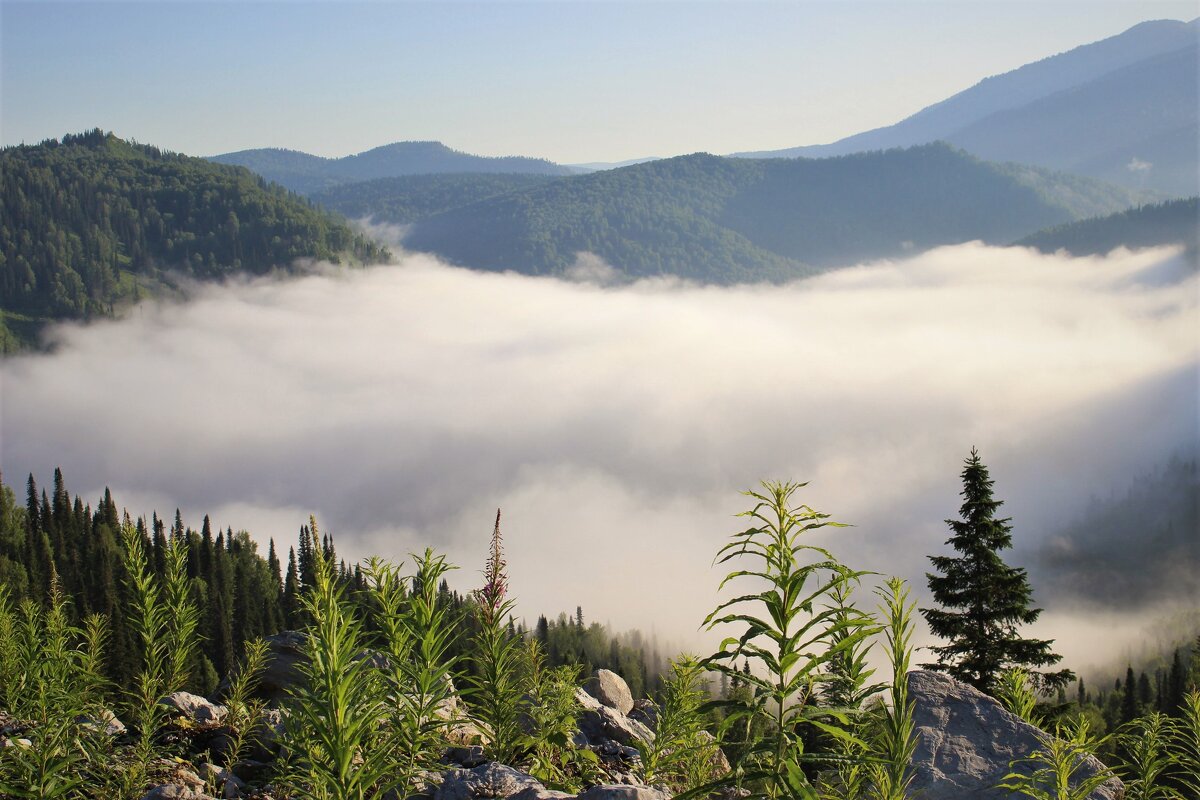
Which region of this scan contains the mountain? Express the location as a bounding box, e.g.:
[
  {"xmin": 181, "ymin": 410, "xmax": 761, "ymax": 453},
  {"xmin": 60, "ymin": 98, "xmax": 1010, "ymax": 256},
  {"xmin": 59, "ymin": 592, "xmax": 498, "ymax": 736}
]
[
  {"xmin": 1016, "ymin": 197, "xmax": 1198, "ymax": 258},
  {"xmin": 733, "ymin": 18, "xmax": 1198, "ymax": 195},
  {"xmin": 402, "ymin": 143, "xmax": 1148, "ymax": 284},
  {"xmin": 211, "ymin": 141, "xmax": 575, "ymax": 195},
  {"xmin": 310, "ymin": 173, "xmax": 562, "ymax": 225},
  {"xmin": 0, "ymin": 129, "xmax": 387, "ymax": 350}
]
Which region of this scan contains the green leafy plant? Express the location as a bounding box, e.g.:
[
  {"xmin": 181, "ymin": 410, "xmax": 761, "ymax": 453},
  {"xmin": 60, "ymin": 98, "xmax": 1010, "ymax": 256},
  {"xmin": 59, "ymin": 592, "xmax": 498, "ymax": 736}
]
[
  {"xmin": 997, "ymin": 667, "xmax": 1042, "ymax": 726},
  {"xmin": 996, "ymin": 716, "xmax": 1116, "ymax": 800},
  {"xmin": 120, "ymin": 517, "xmax": 201, "ymax": 797},
  {"xmin": 702, "ymin": 481, "xmax": 874, "ymax": 799},
  {"xmin": 279, "ymin": 516, "xmax": 390, "ymax": 800},
  {"xmin": 1170, "ymin": 690, "xmax": 1200, "ymax": 799},
  {"xmin": 465, "ymin": 509, "xmax": 526, "ymax": 765},
  {"xmin": 1116, "ymin": 712, "xmax": 1178, "ymax": 800},
  {"xmin": 520, "ymin": 640, "xmax": 596, "ymax": 792},
  {"xmin": 0, "ymin": 580, "xmax": 111, "ymax": 800},
  {"xmin": 365, "ymin": 548, "xmax": 461, "ymax": 797},
  {"xmin": 863, "ymin": 577, "xmax": 918, "ymax": 800},
  {"xmin": 219, "ymin": 637, "xmax": 270, "ymax": 775},
  {"xmin": 815, "ymin": 578, "xmax": 882, "ymax": 800},
  {"xmin": 637, "ymin": 654, "xmax": 722, "ymax": 793}
]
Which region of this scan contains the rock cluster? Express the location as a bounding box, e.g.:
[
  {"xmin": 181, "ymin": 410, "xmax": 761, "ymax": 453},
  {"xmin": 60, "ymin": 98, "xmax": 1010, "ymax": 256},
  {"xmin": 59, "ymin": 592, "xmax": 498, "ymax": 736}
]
[{"xmin": 907, "ymin": 670, "xmax": 1123, "ymax": 800}]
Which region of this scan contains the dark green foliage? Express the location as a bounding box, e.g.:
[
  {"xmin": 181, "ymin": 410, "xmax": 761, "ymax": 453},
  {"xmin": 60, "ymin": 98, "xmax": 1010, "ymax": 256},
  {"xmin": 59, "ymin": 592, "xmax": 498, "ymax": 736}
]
[
  {"xmin": 311, "ymin": 172, "xmax": 561, "ymax": 224},
  {"xmin": 0, "ymin": 129, "xmax": 387, "ymax": 343},
  {"xmin": 404, "ymin": 144, "xmax": 1145, "ymax": 282},
  {"xmin": 1017, "ymin": 197, "xmax": 1199, "ymax": 258},
  {"xmin": 922, "ymin": 448, "xmax": 1072, "ymax": 693}
]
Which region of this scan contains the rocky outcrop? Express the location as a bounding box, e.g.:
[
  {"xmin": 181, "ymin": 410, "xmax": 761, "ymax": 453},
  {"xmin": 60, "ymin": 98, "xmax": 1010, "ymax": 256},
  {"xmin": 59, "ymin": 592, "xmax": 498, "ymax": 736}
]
[
  {"xmin": 161, "ymin": 691, "xmax": 228, "ymax": 726},
  {"xmin": 575, "ymin": 687, "xmax": 655, "ymax": 748},
  {"xmin": 907, "ymin": 670, "xmax": 1123, "ymax": 800},
  {"xmin": 584, "ymin": 670, "xmax": 635, "ymax": 715},
  {"xmin": 435, "ymin": 761, "xmax": 548, "ymax": 800}
]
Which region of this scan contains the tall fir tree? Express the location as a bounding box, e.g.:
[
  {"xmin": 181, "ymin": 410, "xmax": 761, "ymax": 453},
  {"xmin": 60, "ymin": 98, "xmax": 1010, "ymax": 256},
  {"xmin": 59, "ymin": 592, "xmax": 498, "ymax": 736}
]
[{"xmin": 921, "ymin": 448, "xmax": 1072, "ymax": 693}]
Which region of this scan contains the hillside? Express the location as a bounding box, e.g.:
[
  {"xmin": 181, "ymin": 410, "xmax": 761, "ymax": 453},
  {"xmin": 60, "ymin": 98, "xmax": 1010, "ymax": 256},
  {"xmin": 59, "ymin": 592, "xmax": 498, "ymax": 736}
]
[
  {"xmin": 1016, "ymin": 197, "xmax": 1199, "ymax": 257},
  {"xmin": 211, "ymin": 140, "xmax": 575, "ymax": 195},
  {"xmin": 401, "ymin": 144, "xmax": 1148, "ymax": 282},
  {"xmin": 311, "ymin": 172, "xmax": 562, "ymax": 225},
  {"xmin": 0, "ymin": 130, "xmax": 387, "ymax": 350},
  {"xmin": 734, "ymin": 18, "xmax": 1198, "ymax": 194}
]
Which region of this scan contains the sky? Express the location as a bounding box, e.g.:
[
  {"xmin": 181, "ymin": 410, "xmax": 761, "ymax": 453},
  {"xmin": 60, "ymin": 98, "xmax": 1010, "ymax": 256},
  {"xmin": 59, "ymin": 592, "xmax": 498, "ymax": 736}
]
[
  {"xmin": 3, "ymin": 243, "xmax": 1197, "ymax": 674},
  {"xmin": 2, "ymin": 0, "xmax": 1197, "ymax": 163}
]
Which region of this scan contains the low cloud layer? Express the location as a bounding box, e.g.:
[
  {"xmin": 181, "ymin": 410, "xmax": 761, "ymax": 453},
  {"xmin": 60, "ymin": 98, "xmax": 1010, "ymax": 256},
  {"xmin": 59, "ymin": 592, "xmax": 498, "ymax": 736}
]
[{"xmin": 3, "ymin": 243, "xmax": 1197, "ymax": 668}]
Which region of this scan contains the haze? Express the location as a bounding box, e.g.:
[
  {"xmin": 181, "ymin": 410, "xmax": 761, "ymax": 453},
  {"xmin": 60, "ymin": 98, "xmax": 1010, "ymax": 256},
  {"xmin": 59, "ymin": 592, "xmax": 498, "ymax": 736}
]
[
  {"xmin": 2, "ymin": 243, "xmax": 1196, "ymax": 670},
  {"xmin": 3, "ymin": 1, "xmax": 1197, "ymax": 163}
]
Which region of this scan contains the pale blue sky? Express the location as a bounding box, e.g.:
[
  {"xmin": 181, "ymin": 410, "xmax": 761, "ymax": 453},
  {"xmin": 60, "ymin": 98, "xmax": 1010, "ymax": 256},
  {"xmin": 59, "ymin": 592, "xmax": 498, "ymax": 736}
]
[{"xmin": 2, "ymin": 1, "xmax": 1196, "ymax": 163}]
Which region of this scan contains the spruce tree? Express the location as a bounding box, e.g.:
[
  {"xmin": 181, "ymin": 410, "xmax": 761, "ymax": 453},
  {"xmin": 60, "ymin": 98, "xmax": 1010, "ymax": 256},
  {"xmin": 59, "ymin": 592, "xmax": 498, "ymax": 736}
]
[{"xmin": 921, "ymin": 448, "xmax": 1072, "ymax": 693}]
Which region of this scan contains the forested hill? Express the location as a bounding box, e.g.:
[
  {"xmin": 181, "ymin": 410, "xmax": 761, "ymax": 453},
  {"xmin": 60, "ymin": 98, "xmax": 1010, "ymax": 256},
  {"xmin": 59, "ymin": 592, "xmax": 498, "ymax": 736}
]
[
  {"xmin": 1016, "ymin": 197, "xmax": 1199, "ymax": 257},
  {"xmin": 311, "ymin": 172, "xmax": 562, "ymax": 225},
  {"xmin": 211, "ymin": 141, "xmax": 575, "ymax": 195},
  {"xmin": 401, "ymin": 143, "xmax": 1149, "ymax": 283},
  {"xmin": 0, "ymin": 130, "xmax": 388, "ymax": 349}
]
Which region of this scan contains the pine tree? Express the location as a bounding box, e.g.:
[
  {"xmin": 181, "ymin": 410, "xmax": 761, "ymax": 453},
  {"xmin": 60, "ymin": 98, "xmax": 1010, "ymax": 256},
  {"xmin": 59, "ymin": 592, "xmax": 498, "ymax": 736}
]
[{"xmin": 922, "ymin": 448, "xmax": 1072, "ymax": 693}]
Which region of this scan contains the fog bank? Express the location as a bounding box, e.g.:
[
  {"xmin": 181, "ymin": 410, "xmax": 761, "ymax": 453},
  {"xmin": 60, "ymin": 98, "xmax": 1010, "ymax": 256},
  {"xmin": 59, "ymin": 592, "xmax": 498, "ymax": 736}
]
[{"xmin": 2, "ymin": 243, "xmax": 1196, "ymax": 665}]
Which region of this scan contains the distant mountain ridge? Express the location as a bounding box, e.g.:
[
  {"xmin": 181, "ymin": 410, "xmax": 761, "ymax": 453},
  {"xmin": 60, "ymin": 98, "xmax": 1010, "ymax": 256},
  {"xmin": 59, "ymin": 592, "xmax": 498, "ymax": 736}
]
[
  {"xmin": 1016, "ymin": 197, "xmax": 1199, "ymax": 257},
  {"xmin": 733, "ymin": 18, "xmax": 1198, "ymax": 194},
  {"xmin": 400, "ymin": 143, "xmax": 1150, "ymax": 284},
  {"xmin": 211, "ymin": 141, "xmax": 575, "ymax": 195}
]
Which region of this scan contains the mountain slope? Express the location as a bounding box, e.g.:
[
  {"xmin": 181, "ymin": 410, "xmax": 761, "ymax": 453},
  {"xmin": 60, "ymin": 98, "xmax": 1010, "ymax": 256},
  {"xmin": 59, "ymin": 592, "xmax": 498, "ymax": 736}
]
[
  {"xmin": 0, "ymin": 130, "xmax": 387, "ymax": 349},
  {"xmin": 733, "ymin": 18, "xmax": 1197, "ymax": 194},
  {"xmin": 211, "ymin": 141, "xmax": 574, "ymax": 194},
  {"xmin": 402, "ymin": 144, "xmax": 1147, "ymax": 283},
  {"xmin": 1016, "ymin": 197, "xmax": 1198, "ymax": 257},
  {"xmin": 947, "ymin": 45, "xmax": 1198, "ymax": 196},
  {"xmin": 310, "ymin": 173, "xmax": 562, "ymax": 225}
]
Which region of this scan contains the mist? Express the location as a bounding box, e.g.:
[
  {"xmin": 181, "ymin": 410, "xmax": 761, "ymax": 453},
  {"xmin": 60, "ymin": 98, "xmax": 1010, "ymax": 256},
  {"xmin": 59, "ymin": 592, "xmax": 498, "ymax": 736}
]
[{"xmin": 2, "ymin": 242, "xmax": 1196, "ymax": 669}]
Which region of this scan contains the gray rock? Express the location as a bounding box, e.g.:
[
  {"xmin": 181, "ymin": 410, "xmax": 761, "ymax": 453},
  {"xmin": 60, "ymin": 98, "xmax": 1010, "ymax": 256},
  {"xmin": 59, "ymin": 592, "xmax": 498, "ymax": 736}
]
[
  {"xmin": 75, "ymin": 708, "xmax": 126, "ymax": 736},
  {"xmin": 198, "ymin": 762, "xmax": 246, "ymax": 798},
  {"xmin": 435, "ymin": 762, "xmax": 546, "ymax": 800},
  {"xmin": 578, "ymin": 707, "xmax": 655, "ymax": 749},
  {"xmin": 255, "ymin": 630, "xmax": 308, "ymax": 705},
  {"xmin": 576, "ymin": 786, "xmax": 670, "ymax": 800},
  {"xmin": 907, "ymin": 670, "xmax": 1123, "ymax": 800},
  {"xmin": 628, "ymin": 700, "xmax": 658, "ymax": 732},
  {"xmin": 161, "ymin": 692, "xmax": 228, "ymax": 726},
  {"xmin": 509, "ymin": 789, "xmax": 574, "ymax": 800},
  {"xmin": 446, "ymin": 745, "xmax": 488, "ymax": 767},
  {"xmin": 584, "ymin": 669, "xmax": 635, "ymax": 715},
  {"xmin": 139, "ymin": 786, "xmax": 216, "ymax": 800}
]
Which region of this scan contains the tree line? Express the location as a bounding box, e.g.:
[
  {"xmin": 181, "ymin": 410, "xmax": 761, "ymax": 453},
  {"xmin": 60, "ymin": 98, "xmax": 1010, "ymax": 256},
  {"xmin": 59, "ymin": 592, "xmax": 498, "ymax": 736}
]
[{"xmin": 0, "ymin": 469, "xmax": 663, "ymax": 698}]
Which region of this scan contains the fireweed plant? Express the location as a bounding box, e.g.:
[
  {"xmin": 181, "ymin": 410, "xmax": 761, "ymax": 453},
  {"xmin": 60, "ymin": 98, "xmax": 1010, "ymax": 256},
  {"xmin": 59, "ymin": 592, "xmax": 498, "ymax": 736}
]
[
  {"xmin": 996, "ymin": 717, "xmax": 1116, "ymax": 800},
  {"xmin": 702, "ymin": 481, "xmax": 875, "ymax": 800},
  {"xmin": 866, "ymin": 577, "xmax": 917, "ymax": 800},
  {"xmin": 636, "ymin": 655, "xmax": 723, "ymax": 793},
  {"xmin": 466, "ymin": 509, "xmax": 526, "ymax": 766}
]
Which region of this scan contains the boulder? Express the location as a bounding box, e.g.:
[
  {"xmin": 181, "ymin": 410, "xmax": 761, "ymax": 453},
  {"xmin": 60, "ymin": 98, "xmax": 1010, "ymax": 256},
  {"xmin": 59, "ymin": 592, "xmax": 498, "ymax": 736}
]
[
  {"xmin": 628, "ymin": 700, "xmax": 658, "ymax": 732},
  {"xmin": 254, "ymin": 630, "xmax": 308, "ymax": 705},
  {"xmin": 907, "ymin": 670, "xmax": 1123, "ymax": 800},
  {"xmin": 75, "ymin": 708, "xmax": 127, "ymax": 736},
  {"xmin": 575, "ymin": 688, "xmax": 654, "ymax": 748},
  {"xmin": 584, "ymin": 670, "xmax": 635, "ymax": 715},
  {"xmin": 139, "ymin": 786, "xmax": 216, "ymax": 800},
  {"xmin": 435, "ymin": 762, "xmax": 546, "ymax": 800},
  {"xmin": 161, "ymin": 692, "xmax": 227, "ymax": 726},
  {"xmin": 576, "ymin": 786, "xmax": 670, "ymax": 800},
  {"xmin": 197, "ymin": 762, "xmax": 247, "ymax": 798}
]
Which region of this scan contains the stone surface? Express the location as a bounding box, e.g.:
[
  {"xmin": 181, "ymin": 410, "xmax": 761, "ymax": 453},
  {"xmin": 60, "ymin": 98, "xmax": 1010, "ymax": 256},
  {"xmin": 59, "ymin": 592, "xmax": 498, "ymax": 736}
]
[
  {"xmin": 139, "ymin": 786, "xmax": 216, "ymax": 800},
  {"xmin": 628, "ymin": 700, "xmax": 658, "ymax": 732},
  {"xmin": 75, "ymin": 708, "xmax": 126, "ymax": 736},
  {"xmin": 161, "ymin": 692, "xmax": 228, "ymax": 726},
  {"xmin": 907, "ymin": 670, "xmax": 1123, "ymax": 800},
  {"xmin": 435, "ymin": 762, "xmax": 547, "ymax": 800},
  {"xmin": 576, "ymin": 785, "xmax": 670, "ymax": 800},
  {"xmin": 254, "ymin": 630, "xmax": 308, "ymax": 705},
  {"xmin": 577, "ymin": 702, "xmax": 655, "ymax": 749},
  {"xmin": 584, "ymin": 670, "xmax": 635, "ymax": 715}
]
